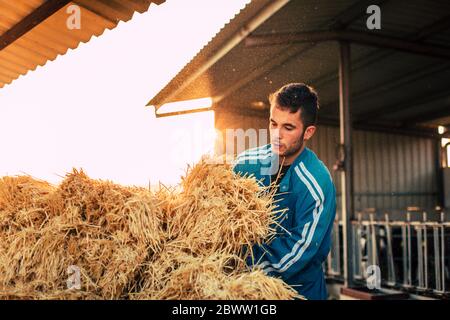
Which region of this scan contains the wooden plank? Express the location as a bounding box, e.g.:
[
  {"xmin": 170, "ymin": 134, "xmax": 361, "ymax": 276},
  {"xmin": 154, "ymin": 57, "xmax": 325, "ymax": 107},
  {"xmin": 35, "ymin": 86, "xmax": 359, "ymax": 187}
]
[{"xmin": 0, "ymin": 0, "xmax": 71, "ymax": 51}]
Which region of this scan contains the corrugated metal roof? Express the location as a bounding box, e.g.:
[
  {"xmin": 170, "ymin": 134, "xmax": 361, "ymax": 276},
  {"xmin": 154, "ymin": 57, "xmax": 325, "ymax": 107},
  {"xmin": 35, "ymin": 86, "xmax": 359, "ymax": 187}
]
[
  {"xmin": 147, "ymin": 0, "xmax": 450, "ymax": 131},
  {"xmin": 0, "ymin": 0, "xmax": 165, "ymax": 88}
]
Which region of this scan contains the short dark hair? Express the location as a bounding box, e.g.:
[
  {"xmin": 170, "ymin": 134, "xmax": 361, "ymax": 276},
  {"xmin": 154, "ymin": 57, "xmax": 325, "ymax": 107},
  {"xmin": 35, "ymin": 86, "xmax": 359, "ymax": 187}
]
[{"xmin": 269, "ymin": 83, "xmax": 319, "ymax": 128}]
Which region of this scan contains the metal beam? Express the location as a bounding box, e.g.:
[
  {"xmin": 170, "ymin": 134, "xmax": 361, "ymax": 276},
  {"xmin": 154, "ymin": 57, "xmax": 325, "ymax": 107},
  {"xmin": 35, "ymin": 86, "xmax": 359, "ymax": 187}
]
[
  {"xmin": 313, "ymin": 14, "xmax": 450, "ymax": 122},
  {"xmin": 245, "ymin": 30, "xmax": 338, "ymax": 46},
  {"xmin": 319, "ymin": 116, "xmax": 447, "ymax": 139},
  {"xmin": 338, "ymin": 41, "xmax": 355, "ymax": 288},
  {"xmin": 329, "ymin": 0, "xmax": 389, "ymax": 30},
  {"xmin": 320, "ymin": 64, "xmax": 450, "ymax": 121},
  {"xmin": 415, "ymin": 15, "xmax": 450, "ymax": 39},
  {"xmin": 435, "ymin": 140, "xmax": 445, "ymax": 208},
  {"xmin": 168, "ymin": 0, "xmax": 383, "ymax": 110},
  {"xmin": 223, "ymin": 106, "xmax": 447, "ymax": 138},
  {"xmin": 0, "ymin": 0, "xmax": 71, "ymax": 51},
  {"xmin": 245, "ymin": 30, "xmax": 450, "ymax": 60},
  {"xmin": 400, "ymin": 105, "xmax": 450, "ymax": 124},
  {"xmin": 356, "ymin": 89, "xmax": 450, "ymax": 123},
  {"xmin": 308, "ymin": 13, "xmax": 450, "ymax": 95}
]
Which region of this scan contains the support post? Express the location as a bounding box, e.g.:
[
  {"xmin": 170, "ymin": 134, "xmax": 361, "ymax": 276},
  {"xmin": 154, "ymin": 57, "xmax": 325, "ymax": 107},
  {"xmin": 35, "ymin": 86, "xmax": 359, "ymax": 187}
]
[{"xmin": 339, "ymin": 41, "xmax": 354, "ymax": 288}]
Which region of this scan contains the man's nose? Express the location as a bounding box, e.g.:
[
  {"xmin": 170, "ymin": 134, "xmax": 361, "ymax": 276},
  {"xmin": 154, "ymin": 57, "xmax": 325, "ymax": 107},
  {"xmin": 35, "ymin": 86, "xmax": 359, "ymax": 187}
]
[
  {"xmin": 276, "ymin": 132, "xmax": 283, "ymax": 140},
  {"xmin": 271, "ymin": 129, "xmax": 281, "ymax": 141}
]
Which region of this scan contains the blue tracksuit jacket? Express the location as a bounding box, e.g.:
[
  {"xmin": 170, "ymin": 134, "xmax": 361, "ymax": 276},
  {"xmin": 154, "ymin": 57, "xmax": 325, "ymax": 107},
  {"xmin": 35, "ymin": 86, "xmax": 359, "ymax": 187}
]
[{"xmin": 233, "ymin": 144, "xmax": 336, "ymax": 300}]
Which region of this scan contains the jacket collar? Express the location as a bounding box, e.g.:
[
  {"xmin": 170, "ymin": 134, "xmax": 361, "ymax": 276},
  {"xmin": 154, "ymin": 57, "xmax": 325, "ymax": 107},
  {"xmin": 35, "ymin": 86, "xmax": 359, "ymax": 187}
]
[{"xmin": 276, "ymin": 146, "xmax": 310, "ymax": 193}]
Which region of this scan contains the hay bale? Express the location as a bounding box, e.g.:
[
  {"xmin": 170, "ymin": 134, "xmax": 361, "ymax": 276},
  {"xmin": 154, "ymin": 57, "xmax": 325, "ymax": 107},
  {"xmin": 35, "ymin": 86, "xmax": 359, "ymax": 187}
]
[
  {"xmin": 169, "ymin": 160, "xmax": 283, "ymax": 257},
  {"xmin": 0, "ymin": 176, "xmax": 57, "ymax": 233},
  {"xmin": 0, "ymin": 161, "xmax": 299, "ymax": 300},
  {"xmin": 132, "ymin": 250, "xmax": 298, "ymax": 300},
  {"xmin": 0, "ymin": 169, "xmax": 164, "ymax": 299},
  {"xmin": 0, "ymin": 284, "xmax": 102, "ymax": 300}
]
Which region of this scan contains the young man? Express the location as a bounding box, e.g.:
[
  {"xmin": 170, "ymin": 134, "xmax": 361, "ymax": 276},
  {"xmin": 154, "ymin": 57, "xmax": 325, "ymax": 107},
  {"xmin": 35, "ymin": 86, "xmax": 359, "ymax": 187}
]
[{"xmin": 233, "ymin": 83, "xmax": 336, "ymax": 300}]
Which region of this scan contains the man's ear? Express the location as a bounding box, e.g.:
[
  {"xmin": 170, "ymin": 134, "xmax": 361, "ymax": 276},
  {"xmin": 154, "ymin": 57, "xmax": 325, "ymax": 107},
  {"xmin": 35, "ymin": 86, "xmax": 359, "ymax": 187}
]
[{"xmin": 304, "ymin": 126, "xmax": 316, "ymax": 140}]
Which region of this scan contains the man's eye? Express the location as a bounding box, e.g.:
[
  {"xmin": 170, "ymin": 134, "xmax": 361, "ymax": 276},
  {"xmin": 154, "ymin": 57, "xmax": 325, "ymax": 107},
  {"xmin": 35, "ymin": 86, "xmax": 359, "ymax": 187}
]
[{"xmin": 285, "ymin": 127, "xmax": 293, "ymax": 131}]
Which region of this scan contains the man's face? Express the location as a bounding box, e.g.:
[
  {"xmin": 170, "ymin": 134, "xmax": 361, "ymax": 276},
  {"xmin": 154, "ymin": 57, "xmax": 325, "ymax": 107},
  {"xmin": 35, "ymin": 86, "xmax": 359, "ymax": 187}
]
[{"xmin": 269, "ymin": 105, "xmax": 308, "ymax": 159}]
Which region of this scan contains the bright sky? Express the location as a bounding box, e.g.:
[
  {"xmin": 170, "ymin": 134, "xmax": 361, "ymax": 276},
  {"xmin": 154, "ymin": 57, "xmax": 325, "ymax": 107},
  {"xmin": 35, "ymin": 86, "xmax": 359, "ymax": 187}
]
[{"xmin": 0, "ymin": 0, "xmax": 250, "ymax": 186}]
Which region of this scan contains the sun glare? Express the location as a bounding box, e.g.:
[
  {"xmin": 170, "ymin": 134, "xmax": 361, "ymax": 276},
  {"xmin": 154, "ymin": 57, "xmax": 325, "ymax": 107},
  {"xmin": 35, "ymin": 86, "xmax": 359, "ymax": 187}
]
[{"xmin": 0, "ymin": 0, "xmax": 250, "ymax": 186}]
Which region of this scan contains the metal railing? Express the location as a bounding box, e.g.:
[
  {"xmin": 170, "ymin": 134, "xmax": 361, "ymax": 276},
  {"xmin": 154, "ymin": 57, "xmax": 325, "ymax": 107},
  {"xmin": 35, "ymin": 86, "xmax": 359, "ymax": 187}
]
[{"xmin": 325, "ymin": 207, "xmax": 449, "ymax": 297}]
